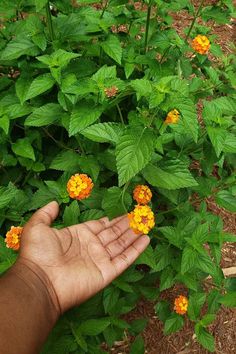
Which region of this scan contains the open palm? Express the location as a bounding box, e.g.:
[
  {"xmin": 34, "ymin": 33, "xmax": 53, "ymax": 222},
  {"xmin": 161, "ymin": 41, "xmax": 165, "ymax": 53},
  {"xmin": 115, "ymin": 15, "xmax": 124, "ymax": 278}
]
[{"xmin": 19, "ymin": 201, "xmax": 150, "ymax": 313}]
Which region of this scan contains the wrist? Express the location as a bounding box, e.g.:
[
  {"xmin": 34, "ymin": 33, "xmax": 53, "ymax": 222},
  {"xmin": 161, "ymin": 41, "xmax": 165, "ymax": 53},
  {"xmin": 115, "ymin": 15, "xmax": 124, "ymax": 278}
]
[{"xmin": 8, "ymin": 258, "xmax": 61, "ymax": 322}]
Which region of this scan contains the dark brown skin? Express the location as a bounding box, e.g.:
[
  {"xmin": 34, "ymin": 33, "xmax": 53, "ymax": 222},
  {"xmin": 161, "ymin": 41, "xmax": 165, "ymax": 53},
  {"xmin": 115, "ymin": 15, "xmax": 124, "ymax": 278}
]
[{"xmin": 0, "ymin": 201, "xmax": 150, "ymax": 354}]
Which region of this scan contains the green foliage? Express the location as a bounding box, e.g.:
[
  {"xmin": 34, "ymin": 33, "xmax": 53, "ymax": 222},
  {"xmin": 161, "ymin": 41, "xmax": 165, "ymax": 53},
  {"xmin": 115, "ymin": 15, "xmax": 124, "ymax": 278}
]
[{"xmin": 0, "ymin": 0, "xmax": 235, "ymax": 353}]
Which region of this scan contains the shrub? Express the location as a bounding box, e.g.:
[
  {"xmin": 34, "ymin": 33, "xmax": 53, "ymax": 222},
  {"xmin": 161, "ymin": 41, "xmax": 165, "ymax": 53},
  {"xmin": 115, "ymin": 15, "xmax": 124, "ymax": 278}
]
[{"xmin": 0, "ymin": 0, "xmax": 236, "ymax": 353}]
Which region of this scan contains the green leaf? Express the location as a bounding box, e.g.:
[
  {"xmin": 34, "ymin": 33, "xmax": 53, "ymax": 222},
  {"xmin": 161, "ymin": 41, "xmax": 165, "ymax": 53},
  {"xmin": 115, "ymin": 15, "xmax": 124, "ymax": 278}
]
[
  {"xmin": 135, "ymin": 245, "xmax": 156, "ymax": 269},
  {"xmin": 223, "ymin": 133, "xmax": 236, "ymax": 153},
  {"xmin": 131, "ymin": 79, "xmax": 152, "ymax": 101},
  {"xmin": 159, "ymin": 268, "xmax": 175, "ymax": 291},
  {"xmin": 0, "ymin": 38, "xmax": 39, "ymax": 61},
  {"xmin": 155, "ymin": 301, "xmax": 171, "ymax": 322},
  {"xmin": 218, "ymin": 292, "xmax": 236, "ymax": 308},
  {"xmin": 200, "ymin": 314, "xmax": 216, "ymax": 326},
  {"xmin": 181, "ymin": 246, "xmax": 198, "ymax": 274},
  {"xmin": 80, "ymin": 209, "xmax": 105, "ymax": 222},
  {"xmin": 80, "ymin": 122, "xmax": 123, "ymax": 144},
  {"xmin": 216, "ymin": 190, "xmax": 236, "ymax": 212},
  {"xmin": 102, "ymin": 186, "xmax": 132, "ymax": 219},
  {"xmin": 130, "ymin": 319, "xmax": 148, "ymax": 335},
  {"xmin": 78, "ymin": 318, "xmax": 110, "ymax": 336},
  {"xmin": 0, "ymin": 115, "xmax": 10, "ymax": 134},
  {"xmin": 103, "ymin": 286, "xmax": 120, "ymax": 313},
  {"xmin": 130, "ymin": 335, "xmax": 144, "ymax": 354},
  {"xmin": 207, "ymin": 289, "xmax": 221, "ymax": 314},
  {"xmin": 25, "ymin": 103, "xmax": 64, "ymax": 127},
  {"xmin": 188, "ymin": 293, "xmax": 206, "ymax": 321},
  {"xmin": 24, "ymin": 74, "xmax": 55, "ymax": 101},
  {"xmin": 0, "ymin": 183, "xmax": 18, "ymax": 209},
  {"xmin": 37, "ymin": 49, "xmax": 80, "ymax": 68},
  {"xmin": 143, "ymin": 161, "xmax": 197, "ymax": 190},
  {"xmin": 35, "ymin": 0, "xmax": 48, "ymax": 12},
  {"xmin": 195, "ymin": 324, "xmax": 215, "ymax": 352},
  {"xmin": 101, "ymin": 35, "xmax": 122, "ymax": 64},
  {"xmin": 15, "ymin": 76, "xmax": 32, "ymax": 105},
  {"xmin": 175, "ymin": 97, "xmax": 198, "ymax": 143},
  {"xmin": 63, "ymin": 200, "xmax": 80, "ymax": 227},
  {"xmin": 207, "ymin": 126, "xmax": 225, "ymax": 157},
  {"xmin": 12, "ymin": 138, "xmax": 35, "ymax": 161},
  {"xmin": 116, "ymin": 127, "xmax": 155, "ymax": 186},
  {"xmin": 50, "ymin": 150, "xmax": 80, "ymax": 171},
  {"xmin": 69, "ymin": 103, "xmax": 103, "ymax": 137},
  {"xmin": 164, "ymin": 314, "xmax": 184, "ymax": 335}
]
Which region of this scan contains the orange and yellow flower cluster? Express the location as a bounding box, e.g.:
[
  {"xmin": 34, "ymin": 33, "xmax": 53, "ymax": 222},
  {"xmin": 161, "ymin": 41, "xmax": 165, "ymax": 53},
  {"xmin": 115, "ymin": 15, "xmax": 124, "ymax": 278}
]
[
  {"xmin": 67, "ymin": 173, "xmax": 94, "ymax": 200},
  {"xmin": 192, "ymin": 35, "xmax": 210, "ymax": 55},
  {"xmin": 5, "ymin": 226, "xmax": 23, "ymax": 251},
  {"xmin": 165, "ymin": 109, "xmax": 180, "ymax": 124},
  {"xmin": 174, "ymin": 295, "xmax": 188, "ymax": 315},
  {"xmin": 128, "ymin": 185, "xmax": 155, "ymax": 234},
  {"xmin": 133, "ymin": 184, "xmax": 152, "ymax": 205}
]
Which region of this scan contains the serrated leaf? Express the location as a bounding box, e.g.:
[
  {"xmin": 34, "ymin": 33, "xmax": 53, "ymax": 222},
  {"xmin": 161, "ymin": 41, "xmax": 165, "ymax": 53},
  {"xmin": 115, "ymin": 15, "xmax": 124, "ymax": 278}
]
[
  {"xmin": 103, "ymin": 286, "xmax": 120, "ymax": 313},
  {"xmin": 80, "ymin": 209, "xmax": 105, "ymax": 222},
  {"xmin": 102, "ymin": 186, "xmax": 132, "ymax": 219},
  {"xmin": 80, "ymin": 122, "xmax": 123, "ymax": 143},
  {"xmin": 35, "ymin": 0, "xmax": 48, "ymax": 12},
  {"xmin": 101, "ymin": 35, "xmax": 122, "ymax": 64},
  {"xmin": 116, "ymin": 127, "xmax": 155, "ymax": 186},
  {"xmin": 15, "ymin": 76, "xmax": 32, "ymax": 104},
  {"xmin": 37, "ymin": 49, "xmax": 80, "ymax": 68},
  {"xmin": 188, "ymin": 293, "xmax": 206, "ymax": 321},
  {"xmin": 164, "ymin": 314, "xmax": 184, "ymax": 335},
  {"xmin": 207, "ymin": 126, "xmax": 225, "ymax": 157},
  {"xmin": 135, "ymin": 245, "xmax": 156, "ymax": 269},
  {"xmin": 25, "ymin": 103, "xmax": 64, "ymax": 127},
  {"xmin": 142, "ymin": 161, "xmax": 198, "ymax": 190},
  {"xmin": 63, "ymin": 200, "xmax": 80, "ymax": 227},
  {"xmin": 181, "ymin": 246, "xmax": 197, "ymax": 274},
  {"xmin": 218, "ymin": 292, "xmax": 236, "ymax": 308},
  {"xmin": 0, "ymin": 38, "xmax": 39, "ymax": 61},
  {"xmin": 0, "ymin": 183, "xmax": 18, "ymax": 209},
  {"xmin": 175, "ymin": 97, "xmax": 198, "ymax": 142},
  {"xmin": 195, "ymin": 324, "xmax": 215, "ymax": 352},
  {"xmin": 0, "ymin": 115, "xmax": 10, "ymax": 134},
  {"xmin": 69, "ymin": 103, "xmax": 103, "ymax": 137},
  {"xmin": 78, "ymin": 318, "xmax": 110, "ymax": 336},
  {"xmin": 11, "ymin": 138, "xmax": 35, "ymax": 161},
  {"xmin": 131, "ymin": 79, "xmax": 152, "ymax": 101},
  {"xmin": 159, "ymin": 268, "xmax": 175, "ymax": 291},
  {"xmin": 130, "ymin": 335, "xmax": 144, "ymax": 354},
  {"xmin": 216, "ymin": 190, "xmax": 236, "ymax": 212},
  {"xmin": 24, "ymin": 74, "xmax": 55, "ymax": 101},
  {"xmin": 50, "ymin": 150, "xmax": 80, "ymax": 171}
]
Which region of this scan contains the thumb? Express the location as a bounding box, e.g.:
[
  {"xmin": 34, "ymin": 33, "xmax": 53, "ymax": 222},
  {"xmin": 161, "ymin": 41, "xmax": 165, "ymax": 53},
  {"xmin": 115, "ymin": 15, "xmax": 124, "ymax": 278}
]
[{"xmin": 28, "ymin": 201, "xmax": 59, "ymax": 227}]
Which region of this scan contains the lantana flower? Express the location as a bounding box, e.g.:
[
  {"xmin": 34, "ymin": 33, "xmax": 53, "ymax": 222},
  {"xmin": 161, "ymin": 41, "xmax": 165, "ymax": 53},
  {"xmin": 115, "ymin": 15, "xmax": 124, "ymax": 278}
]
[
  {"xmin": 67, "ymin": 173, "xmax": 94, "ymax": 200},
  {"xmin": 165, "ymin": 109, "xmax": 180, "ymax": 124},
  {"xmin": 192, "ymin": 35, "xmax": 210, "ymax": 55},
  {"xmin": 133, "ymin": 185, "xmax": 152, "ymax": 205},
  {"xmin": 104, "ymin": 86, "xmax": 118, "ymax": 98},
  {"xmin": 5, "ymin": 226, "xmax": 23, "ymax": 251},
  {"xmin": 174, "ymin": 295, "xmax": 188, "ymax": 315},
  {"xmin": 128, "ymin": 205, "xmax": 155, "ymax": 234}
]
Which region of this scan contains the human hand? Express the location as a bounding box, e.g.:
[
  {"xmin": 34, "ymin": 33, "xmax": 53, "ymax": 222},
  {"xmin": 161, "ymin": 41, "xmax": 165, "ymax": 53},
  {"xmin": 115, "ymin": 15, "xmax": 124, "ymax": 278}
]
[{"xmin": 17, "ymin": 201, "xmax": 150, "ymax": 315}]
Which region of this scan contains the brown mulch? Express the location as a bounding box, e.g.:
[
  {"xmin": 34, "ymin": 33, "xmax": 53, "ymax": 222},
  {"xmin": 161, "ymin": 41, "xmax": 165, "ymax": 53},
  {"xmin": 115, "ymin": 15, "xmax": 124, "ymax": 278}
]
[{"xmin": 105, "ymin": 1, "xmax": 236, "ymax": 353}]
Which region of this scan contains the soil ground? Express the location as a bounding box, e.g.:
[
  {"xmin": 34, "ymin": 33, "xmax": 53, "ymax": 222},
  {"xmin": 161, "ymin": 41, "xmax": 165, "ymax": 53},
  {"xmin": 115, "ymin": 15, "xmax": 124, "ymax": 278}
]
[{"xmin": 107, "ymin": 1, "xmax": 236, "ymax": 353}]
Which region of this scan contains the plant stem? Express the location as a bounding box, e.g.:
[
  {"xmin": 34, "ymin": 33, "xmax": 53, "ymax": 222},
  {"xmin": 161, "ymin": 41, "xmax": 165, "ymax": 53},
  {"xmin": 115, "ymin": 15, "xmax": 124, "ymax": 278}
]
[
  {"xmin": 185, "ymin": 0, "xmax": 205, "ymax": 42},
  {"xmin": 116, "ymin": 103, "xmax": 125, "ymax": 125},
  {"xmin": 100, "ymin": 0, "xmax": 109, "ymax": 19},
  {"xmin": 144, "ymin": 1, "xmax": 152, "ymax": 53},
  {"xmin": 45, "ymin": 1, "xmax": 55, "ymax": 41}
]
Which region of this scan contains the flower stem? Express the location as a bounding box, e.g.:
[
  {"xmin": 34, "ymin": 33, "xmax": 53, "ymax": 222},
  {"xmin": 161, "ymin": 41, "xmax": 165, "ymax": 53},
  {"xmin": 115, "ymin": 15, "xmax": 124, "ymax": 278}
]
[
  {"xmin": 45, "ymin": 1, "xmax": 55, "ymax": 41},
  {"xmin": 144, "ymin": 1, "xmax": 152, "ymax": 53},
  {"xmin": 116, "ymin": 103, "xmax": 125, "ymax": 126},
  {"xmin": 185, "ymin": 0, "xmax": 205, "ymax": 42},
  {"xmin": 100, "ymin": 0, "xmax": 109, "ymax": 19}
]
